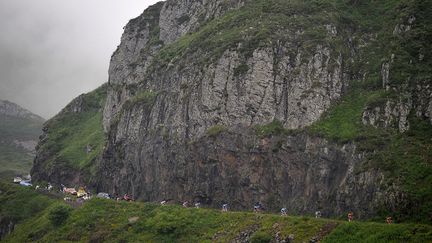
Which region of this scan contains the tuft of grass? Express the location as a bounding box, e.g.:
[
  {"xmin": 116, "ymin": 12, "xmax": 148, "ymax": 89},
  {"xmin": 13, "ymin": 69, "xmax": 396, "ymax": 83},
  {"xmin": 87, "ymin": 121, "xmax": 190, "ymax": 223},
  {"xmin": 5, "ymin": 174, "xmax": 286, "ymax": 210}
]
[
  {"xmin": 48, "ymin": 204, "xmax": 72, "ymax": 226},
  {"xmin": 309, "ymin": 89, "xmax": 385, "ymax": 142},
  {"xmin": 206, "ymin": 125, "xmax": 226, "ymax": 137},
  {"xmin": 251, "ymin": 231, "xmax": 272, "ymax": 243},
  {"xmin": 323, "ymin": 222, "xmax": 432, "ymax": 243},
  {"xmin": 255, "ymin": 120, "xmax": 290, "ymax": 137},
  {"xmin": 124, "ymin": 90, "xmax": 158, "ymax": 110},
  {"xmin": 233, "ymin": 63, "xmax": 249, "ymax": 77}
]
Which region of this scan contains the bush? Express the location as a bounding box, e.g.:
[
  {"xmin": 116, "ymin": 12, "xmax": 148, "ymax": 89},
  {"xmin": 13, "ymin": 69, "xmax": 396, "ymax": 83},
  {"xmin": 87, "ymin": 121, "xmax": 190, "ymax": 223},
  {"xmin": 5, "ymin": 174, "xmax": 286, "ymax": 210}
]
[
  {"xmin": 48, "ymin": 204, "xmax": 72, "ymax": 226},
  {"xmin": 251, "ymin": 231, "xmax": 272, "ymax": 243},
  {"xmin": 206, "ymin": 125, "xmax": 226, "ymax": 137},
  {"xmin": 255, "ymin": 120, "xmax": 288, "ymax": 137}
]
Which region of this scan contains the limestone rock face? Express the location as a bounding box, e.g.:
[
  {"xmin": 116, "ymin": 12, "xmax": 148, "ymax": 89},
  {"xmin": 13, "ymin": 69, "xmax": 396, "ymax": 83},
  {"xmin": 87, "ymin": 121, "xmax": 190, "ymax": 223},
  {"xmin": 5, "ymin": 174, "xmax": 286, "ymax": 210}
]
[
  {"xmin": 31, "ymin": 0, "xmax": 432, "ymax": 220},
  {"xmin": 361, "ymin": 16, "xmax": 432, "ymax": 132},
  {"xmin": 159, "ymin": 0, "xmax": 246, "ymax": 44},
  {"xmin": 98, "ymin": 126, "xmax": 384, "ymax": 217},
  {"xmin": 96, "ymin": 0, "xmax": 376, "ymax": 216},
  {"xmin": 103, "ymin": 0, "xmax": 247, "ymax": 130}
]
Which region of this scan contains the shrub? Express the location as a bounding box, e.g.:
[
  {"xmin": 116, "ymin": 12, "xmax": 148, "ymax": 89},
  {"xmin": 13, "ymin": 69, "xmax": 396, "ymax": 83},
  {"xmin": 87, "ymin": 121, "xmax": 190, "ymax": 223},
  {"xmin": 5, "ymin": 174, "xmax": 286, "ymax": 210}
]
[
  {"xmin": 251, "ymin": 231, "xmax": 272, "ymax": 243},
  {"xmin": 255, "ymin": 120, "xmax": 288, "ymax": 137},
  {"xmin": 48, "ymin": 204, "xmax": 72, "ymax": 226},
  {"xmin": 206, "ymin": 125, "xmax": 226, "ymax": 137}
]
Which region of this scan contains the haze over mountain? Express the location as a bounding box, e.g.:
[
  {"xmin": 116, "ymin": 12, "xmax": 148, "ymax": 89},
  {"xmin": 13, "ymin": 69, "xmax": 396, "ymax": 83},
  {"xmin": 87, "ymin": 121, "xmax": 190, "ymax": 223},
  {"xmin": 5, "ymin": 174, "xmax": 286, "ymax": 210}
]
[
  {"xmin": 0, "ymin": 0, "xmax": 159, "ymax": 119},
  {"xmin": 0, "ymin": 100, "xmax": 45, "ymax": 179}
]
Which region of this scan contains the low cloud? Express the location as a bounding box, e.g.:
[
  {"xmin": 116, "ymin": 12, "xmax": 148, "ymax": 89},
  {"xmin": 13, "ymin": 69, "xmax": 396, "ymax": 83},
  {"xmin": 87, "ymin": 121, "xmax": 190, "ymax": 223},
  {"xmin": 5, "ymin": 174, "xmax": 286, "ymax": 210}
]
[{"xmin": 0, "ymin": 0, "xmax": 159, "ymax": 119}]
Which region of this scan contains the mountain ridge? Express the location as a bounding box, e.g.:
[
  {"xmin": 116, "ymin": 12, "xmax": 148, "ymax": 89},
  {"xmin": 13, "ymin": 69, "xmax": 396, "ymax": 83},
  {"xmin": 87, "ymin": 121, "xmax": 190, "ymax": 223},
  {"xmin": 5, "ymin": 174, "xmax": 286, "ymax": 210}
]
[
  {"xmin": 31, "ymin": 0, "xmax": 432, "ymax": 224},
  {"xmin": 0, "ymin": 99, "xmax": 45, "ymax": 178}
]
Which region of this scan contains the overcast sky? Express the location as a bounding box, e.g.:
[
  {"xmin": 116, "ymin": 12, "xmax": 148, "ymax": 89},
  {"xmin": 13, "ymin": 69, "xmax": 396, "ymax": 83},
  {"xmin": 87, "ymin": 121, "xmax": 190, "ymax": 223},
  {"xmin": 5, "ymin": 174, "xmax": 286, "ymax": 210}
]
[{"xmin": 0, "ymin": 0, "xmax": 160, "ymax": 119}]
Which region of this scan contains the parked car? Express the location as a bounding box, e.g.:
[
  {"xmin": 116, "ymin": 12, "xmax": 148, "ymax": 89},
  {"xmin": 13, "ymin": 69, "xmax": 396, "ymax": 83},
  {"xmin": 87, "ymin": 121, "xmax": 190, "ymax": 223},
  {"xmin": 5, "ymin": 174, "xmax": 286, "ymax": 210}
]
[
  {"xmin": 19, "ymin": 180, "xmax": 32, "ymax": 187},
  {"xmin": 96, "ymin": 192, "xmax": 111, "ymax": 199},
  {"xmin": 63, "ymin": 187, "xmax": 77, "ymax": 195},
  {"xmin": 77, "ymin": 187, "xmax": 88, "ymax": 198}
]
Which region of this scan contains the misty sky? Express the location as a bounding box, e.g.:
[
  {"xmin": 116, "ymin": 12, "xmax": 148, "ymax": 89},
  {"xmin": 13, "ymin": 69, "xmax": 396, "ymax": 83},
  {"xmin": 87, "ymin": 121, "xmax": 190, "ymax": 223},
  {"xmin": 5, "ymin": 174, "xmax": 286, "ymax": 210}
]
[{"xmin": 0, "ymin": 0, "xmax": 160, "ymax": 119}]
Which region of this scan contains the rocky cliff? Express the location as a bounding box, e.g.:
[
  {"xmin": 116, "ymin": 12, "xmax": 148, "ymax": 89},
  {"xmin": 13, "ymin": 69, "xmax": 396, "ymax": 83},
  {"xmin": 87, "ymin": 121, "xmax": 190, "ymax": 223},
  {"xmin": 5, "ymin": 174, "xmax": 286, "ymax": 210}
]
[{"xmin": 32, "ymin": 0, "xmax": 432, "ymax": 223}]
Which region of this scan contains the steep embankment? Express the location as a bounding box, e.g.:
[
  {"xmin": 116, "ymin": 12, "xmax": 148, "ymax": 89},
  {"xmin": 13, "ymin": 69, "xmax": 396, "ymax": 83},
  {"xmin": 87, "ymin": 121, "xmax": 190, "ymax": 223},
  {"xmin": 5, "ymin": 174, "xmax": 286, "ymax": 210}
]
[
  {"xmin": 0, "ymin": 183, "xmax": 55, "ymax": 240},
  {"xmin": 0, "ymin": 100, "xmax": 45, "ymax": 179},
  {"xmin": 2, "ymin": 183, "xmax": 431, "ymax": 243},
  {"xmin": 32, "ymin": 0, "xmax": 432, "ymax": 223},
  {"xmin": 31, "ymin": 85, "xmax": 106, "ymax": 186}
]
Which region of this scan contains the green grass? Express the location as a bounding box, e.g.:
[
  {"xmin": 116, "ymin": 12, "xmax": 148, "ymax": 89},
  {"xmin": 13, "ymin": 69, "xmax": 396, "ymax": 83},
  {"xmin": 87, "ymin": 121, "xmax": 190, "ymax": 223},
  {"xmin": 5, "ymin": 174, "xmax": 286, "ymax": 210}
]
[
  {"xmin": 148, "ymin": 0, "xmax": 346, "ymax": 73},
  {"xmin": 303, "ymin": 0, "xmax": 432, "ymax": 224},
  {"xmin": 255, "ymin": 120, "xmax": 291, "ymax": 137},
  {"xmin": 310, "ymin": 88, "xmax": 386, "ymax": 142},
  {"xmin": 2, "ymin": 183, "xmax": 431, "ymax": 243},
  {"xmin": 0, "ymin": 115, "xmax": 44, "ymax": 140},
  {"xmin": 38, "ymin": 85, "xmax": 107, "ymax": 174},
  {"xmin": 206, "ymin": 125, "xmax": 226, "ymax": 137},
  {"xmin": 123, "ymin": 90, "xmax": 158, "ymax": 111},
  {"xmin": 0, "ymin": 111, "xmax": 43, "ymax": 179},
  {"xmin": 0, "ymin": 182, "xmax": 54, "ymax": 233},
  {"xmin": 367, "ymin": 117, "xmax": 432, "ymax": 223},
  {"xmin": 0, "ymin": 143, "xmax": 33, "ymax": 179},
  {"xmin": 323, "ymin": 222, "xmax": 432, "ymax": 243},
  {"xmin": 309, "ymin": 86, "xmax": 432, "ymax": 224},
  {"xmin": 41, "ymin": 111, "xmax": 105, "ymax": 170}
]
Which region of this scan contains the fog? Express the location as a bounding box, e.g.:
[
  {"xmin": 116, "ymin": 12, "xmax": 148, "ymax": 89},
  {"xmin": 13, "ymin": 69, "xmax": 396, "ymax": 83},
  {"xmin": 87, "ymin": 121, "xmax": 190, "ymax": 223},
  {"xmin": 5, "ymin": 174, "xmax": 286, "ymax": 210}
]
[{"xmin": 0, "ymin": 0, "xmax": 160, "ymax": 119}]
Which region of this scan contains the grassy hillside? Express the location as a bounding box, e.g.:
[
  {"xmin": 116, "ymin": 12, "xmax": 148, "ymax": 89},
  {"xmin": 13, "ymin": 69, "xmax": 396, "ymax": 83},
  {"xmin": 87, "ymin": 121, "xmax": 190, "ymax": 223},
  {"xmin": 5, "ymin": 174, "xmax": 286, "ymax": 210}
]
[
  {"xmin": 2, "ymin": 183, "xmax": 431, "ymax": 243},
  {"xmin": 34, "ymin": 85, "xmax": 107, "ymax": 180},
  {"xmin": 0, "ymin": 144, "xmax": 34, "ymax": 179}
]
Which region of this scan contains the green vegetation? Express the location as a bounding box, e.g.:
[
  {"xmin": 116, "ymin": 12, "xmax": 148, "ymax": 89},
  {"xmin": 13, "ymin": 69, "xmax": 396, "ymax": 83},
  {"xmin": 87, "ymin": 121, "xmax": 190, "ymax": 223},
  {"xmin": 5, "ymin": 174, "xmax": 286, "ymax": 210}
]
[
  {"xmin": 233, "ymin": 63, "xmax": 249, "ymax": 77},
  {"xmin": 206, "ymin": 124, "xmax": 226, "ymax": 137},
  {"xmin": 255, "ymin": 120, "xmax": 290, "ymax": 137},
  {"xmin": 251, "ymin": 231, "xmax": 273, "ymax": 243},
  {"xmin": 124, "ymin": 90, "xmax": 158, "ymax": 110},
  {"xmin": 0, "ymin": 115, "xmax": 44, "ymax": 140},
  {"xmin": 310, "ymin": 88, "xmax": 386, "ymax": 142},
  {"xmin": 0, "ymin": 144, "xmax": 34, "ymax": 179},
  {"xmin": 39, "ymin": 85, "xmax": 107, "ymax": 175},
  {"xmin": 0, "ymin": 182, "xmax": 54, "ymax": 228},
  {"xmin": 48, "ymin": 204, "xmax": 72, "ymax": 226},
  {"xmin": 2, "ymin": 183, "xmax": 431, "ymax": 243},
  {"xmin": 0, "ymin": 106, "xmax": 44, "ymax": 179},
  {"xmin": 322, "ymin": 222, "xmax": 432, "ymax": 243},
  {"xmin": 306, "ymin": 0, "xmax": 432, "ymax": 224},
  {"xmin": 149, "ymin": 0, "xmax": 346, "ymax": 72}
]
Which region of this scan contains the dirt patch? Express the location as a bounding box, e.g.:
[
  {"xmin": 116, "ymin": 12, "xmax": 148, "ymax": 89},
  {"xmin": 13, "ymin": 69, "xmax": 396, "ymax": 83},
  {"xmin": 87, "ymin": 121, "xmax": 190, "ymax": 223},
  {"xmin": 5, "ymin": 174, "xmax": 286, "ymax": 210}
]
[{"xmin": 310, "ymin": 222, "xmax": 339, "ymax": 242}]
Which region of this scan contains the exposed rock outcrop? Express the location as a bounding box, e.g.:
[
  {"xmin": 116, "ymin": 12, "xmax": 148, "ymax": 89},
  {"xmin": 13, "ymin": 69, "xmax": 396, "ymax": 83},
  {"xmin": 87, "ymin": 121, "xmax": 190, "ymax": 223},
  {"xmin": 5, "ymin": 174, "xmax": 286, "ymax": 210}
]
[
  {"xmin": 95, "ymin": 0, "xmax": 371, "ymax": 216},
  {"xmin": 32, "ymin": 0, "xmax": 432, "ymax": 222},
  {"xmin": 98, "ymin": 125, "xmax": 384, "ymax": 217}
]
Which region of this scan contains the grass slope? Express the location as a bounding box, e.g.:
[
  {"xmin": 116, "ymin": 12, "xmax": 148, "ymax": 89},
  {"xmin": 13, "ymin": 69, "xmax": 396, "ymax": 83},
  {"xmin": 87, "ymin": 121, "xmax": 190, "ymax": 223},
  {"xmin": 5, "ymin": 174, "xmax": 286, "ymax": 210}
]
[
  {"xmin": 0, "ymin": 144, "xmax": 33, "ymax": 179},
  {"xmin": 0, "ymin": 112, "xmax": 44, "ymax": 179},
  {"xmin": 38, "ymin": 85, "xmax": 106, "ymax": 177},
  {"xmin": 2, "ymin": 183, "xmax": 431, "ymax": 243},
  {"xmin": 0, "ymin": 182, "xmax": 55, "ymax": 239}
]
